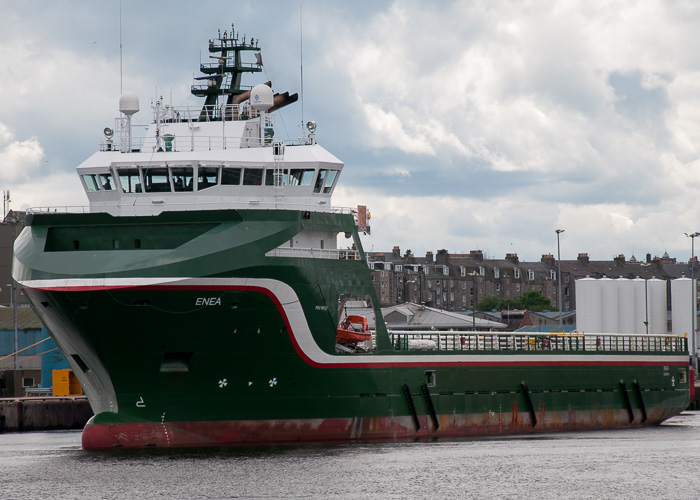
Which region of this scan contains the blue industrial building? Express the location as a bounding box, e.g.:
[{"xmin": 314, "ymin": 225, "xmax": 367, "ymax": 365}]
[{"xmin": 0, "ymin": 306, "xmax": 68, "ymax": 396}]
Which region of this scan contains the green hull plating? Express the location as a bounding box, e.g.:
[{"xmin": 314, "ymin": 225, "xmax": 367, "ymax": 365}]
[{"xmin": 13, "ymin": 209, "xmax": 691, "ymax": 449}]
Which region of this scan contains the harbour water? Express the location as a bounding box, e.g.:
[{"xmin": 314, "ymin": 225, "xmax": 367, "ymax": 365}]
[{"xmin": 2, "ymin": 412, "xmax": 700, "ymax": 500}]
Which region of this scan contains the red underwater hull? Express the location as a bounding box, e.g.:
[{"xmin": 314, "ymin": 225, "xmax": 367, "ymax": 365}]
[{"xmin": 82, "ymin": 406, "xmax": 678, "ymax": 450}]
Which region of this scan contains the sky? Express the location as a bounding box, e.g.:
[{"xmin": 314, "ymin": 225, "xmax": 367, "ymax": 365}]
[{"xmin": 2, "ymin": 1, "xmax": 700, "ymax": 263}]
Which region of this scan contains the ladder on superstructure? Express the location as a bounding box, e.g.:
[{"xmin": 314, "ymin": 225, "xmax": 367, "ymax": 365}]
[{"xmin": 273, "ymin": 141, "xmax": 285, "ymax": 207}]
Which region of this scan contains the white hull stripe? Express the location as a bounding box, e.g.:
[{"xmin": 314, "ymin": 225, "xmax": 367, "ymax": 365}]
[{"xmin": 19, "ymin": 277, "xmax": 688, "ymax": 367}]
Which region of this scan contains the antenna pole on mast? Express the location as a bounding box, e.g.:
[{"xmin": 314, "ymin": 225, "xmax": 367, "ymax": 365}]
[
  {"xmin": 300, "ymin": 5, "xmax": 305, "ymax": 140},
  {"xmin": 119, "ymin": 0, "xmax": 123, "ymax": 94}
]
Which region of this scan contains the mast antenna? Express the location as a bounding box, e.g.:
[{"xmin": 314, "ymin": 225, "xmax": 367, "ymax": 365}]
[
  {"xmin": 300, "ymin": 5, "xmax": 305, "ymax": 140},
  {"xmin": 119, "ymin": 0, "xmax": 123, "ymax": 94}
]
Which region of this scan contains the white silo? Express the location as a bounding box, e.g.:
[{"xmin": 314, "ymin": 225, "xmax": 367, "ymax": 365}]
[
  {"xmin": 632, "ymin": 278, "xmax": 648, "ymax": 334},
  {"xmin": 648, "ymin": 278, "xmax": 667, "ymax": 334},
  {"xmin": 600, "ymin": 278, "xmax": 619, "ymax": 333},
  {"xmin": 576, "ymin": 277, "xmax": 602, "ymax": 333},
  {"xmin": 617, "ymin": 278, "xmax": 636, "ymax": 334},
  {"xmin": 671, "ymin": 278, "xmax": 694, "ymax": 337}
]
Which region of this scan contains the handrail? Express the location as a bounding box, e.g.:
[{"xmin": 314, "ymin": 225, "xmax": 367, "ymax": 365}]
[
  {"xmin": 266, "ymin": 247, "xmax": 360, "ymax": 260},
  {"xmin": 101, "ymin": 134, "xmax": 308, "ymax": 153},
  {"xmin": 26, "ymin": 204, "xmax": 359, "ymax": 216},
  {"xmin": 390, "ymin": 331, "xmax": 688, "ymax": 354}
]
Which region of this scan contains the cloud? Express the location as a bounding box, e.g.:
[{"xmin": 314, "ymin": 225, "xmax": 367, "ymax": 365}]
[
  {"xmin": 0, "ymin": 124, "xmax": 44, "ymax": 183},
  {"xmin": 4, "ymin": 1, "xmax": 700, "ymax": 264},
  {"xmin": 13, "ymin": 170, "xmax": 86, "ymax": 212}
]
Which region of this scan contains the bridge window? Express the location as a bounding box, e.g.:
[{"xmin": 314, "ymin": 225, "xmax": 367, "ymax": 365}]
[
  {"xmin": 82, "ymin": 174, "xmax": 100, "ymax": 192},
  {"xmin": 222, "ymin": 167, "xmax": 241, "ymax": 185},
  {"xmin": 289, "ymin": 169, "xmax": 315, "ymax": 186},
  {"xmin": 143, "ymin": 168, "xmax": 171, "ymax": 193},
  {"xmin": 313, "ymin": 169, "xmax": 328, "ymax": 193},
  {"xmin": 266, "ymin": 169, "xmax": 288, "ymax": 186},
  {"xmin": 99, "ymin": 174, "xmax": 114, "ymax": 190},
  {"xmin": 197, "ymin": 167, "xmax": 219, "ymax": 191},
  {"xmin": 323, "ymin": 170, "xmax": 339, "ymax": 193},
  {"xmin": 242, "ymin": 168, "xmax": 263, "ymax": 186},
  {"xmin": 118, "ymin": 169, "xmax": 142, "ymax": 193},
  {"xmin": 171, "ymin": 166, "xmax": 193, "ymax": 192}
]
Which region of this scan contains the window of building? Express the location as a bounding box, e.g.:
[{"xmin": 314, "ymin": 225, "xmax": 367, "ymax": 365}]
[
  {"xmin": 528, "ymin": 270, "xmax": 535, "ymax": 281},
  {"xmin": 494, "ymin": 268, "xmax": 500, "ymax": 279},
  {"xmin": 514, "ymin": 268, "xmax": 520, "ymax": 279},
  {"xmin": 516, "ymin": 283, "xmax": 521, "ymax": 291},
  {"xmin": 443, "ymin": 266, "xmax": 449, "ymax": 276},
  {"xmin": 496, "ymin": 283, "xmax": 501, "ymax": 291},
  {"xmin": 460, "ymin": 266, "xmax": 465, "ymax": 277},
  {"xmin": 550, "ymin": 270, "xmax": 556, "ymax": 280},
  {"xmin": 395, "ymin": 264, "xmax": 402, "ymax": 272},
  {"xmin": 479, "ymin": 266, "xmax": 485, "ymax": 276}
]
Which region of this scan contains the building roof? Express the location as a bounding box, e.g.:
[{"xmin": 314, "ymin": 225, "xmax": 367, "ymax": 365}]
[
  {"xmin": 383, "ymin": 302, "xmax": 506, "ymax": 330},
  {"xmin": 532, "ymin": 310, "xmax": 577, "ymax": 321},
  {"xmin": 516, "ymin": 324, "xmax": 579, "ymax": 333},
  {"xmin": 0, "ymin": 306, "xmax": 42, "ymax": 330}
]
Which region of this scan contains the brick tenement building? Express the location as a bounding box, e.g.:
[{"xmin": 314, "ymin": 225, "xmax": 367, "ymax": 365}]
[{"xmin": 367, "ymin": 247, "xmax": 698, "ymax": 312}]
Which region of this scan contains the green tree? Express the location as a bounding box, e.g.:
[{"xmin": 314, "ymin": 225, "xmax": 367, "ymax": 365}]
[
  {"xmin": 477, "ymin": 290, "xmax": 552, "ymax": 312},
  {"xmin": 514, "ymin": 290, "xmax": 553, "ymax": 312},
  {"xmin": 477, "ymin": 296, "xmax": 515, "ymax": 311}
]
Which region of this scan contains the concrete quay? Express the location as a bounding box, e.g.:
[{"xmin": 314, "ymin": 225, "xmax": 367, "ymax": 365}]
[{"xmin": 0, "ymin": 396, "xmax": 92, "ymax": 432}]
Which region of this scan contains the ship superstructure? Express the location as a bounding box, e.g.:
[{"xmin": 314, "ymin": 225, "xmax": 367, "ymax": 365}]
[{"xmin": 12, "ymin": 28, "xmax": 690, "ymax": 450}]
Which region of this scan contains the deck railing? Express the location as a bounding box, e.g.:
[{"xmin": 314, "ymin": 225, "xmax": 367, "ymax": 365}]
[
  {"xmin": 266, "ymin": 247, "xmax": 360, "ymax": 260},
  {"xmin": 26, "ymin": 205, "xmax": 359, "ymax": 216},
  {"xmin": 390, "ymin": 331, "xmax": 688, "ymax": 354}
]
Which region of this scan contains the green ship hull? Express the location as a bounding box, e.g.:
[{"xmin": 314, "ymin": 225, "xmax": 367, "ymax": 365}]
[{"xmin": 13, "ymin": 209, "xmax": 691, "ymax": 449}]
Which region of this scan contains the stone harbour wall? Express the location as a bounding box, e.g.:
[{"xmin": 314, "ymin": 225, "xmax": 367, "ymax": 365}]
[{"xmin": 0, "ymin": 396, "xmax": 92, "ymax": 432}]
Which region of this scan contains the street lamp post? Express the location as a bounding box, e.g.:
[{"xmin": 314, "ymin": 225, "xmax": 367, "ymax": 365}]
[
  {"xmin": 686, "ymin": 231, "xmax": 699, "ymax": 373},
  {"xmin": 555, "ymin": 229, "xmax": 565, "ymax": 329},
  {"xmin": 468, "ymin": 271, "xmax": 478, "ymax": 331},
  {"xmin": 7, "ymin": 282, "xmax": 18, "ymax": 370},
  {"xmin": 640, "ymin": 263, "xmax": 650, "ymax": 335}
]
